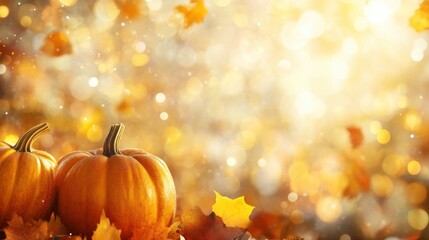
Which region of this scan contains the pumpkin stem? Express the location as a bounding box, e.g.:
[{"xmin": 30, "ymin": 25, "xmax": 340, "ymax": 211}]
[
  {"xmin": 103, "ymin": 123, "xmax": 124, "ymax": 157},
  {"xmin": 13, "ymin": 122, "xmax": 50, "ymax": 152}
]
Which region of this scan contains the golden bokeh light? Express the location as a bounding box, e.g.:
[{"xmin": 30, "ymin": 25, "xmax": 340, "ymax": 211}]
[
  {"xmin": 377, "ymin": 129, "xmax": 391, "ymax": 144},
  {"xmin": 382, "ymin": 154, "xmax": 407, "ymax": 177},
  {"xmin": 408, "ymin": 208, "xmax": 429, "ymax": 230},
  {"xmin": 290, "ymin": 210, "xmax": 305, "ymax": 225},
  {"xmin": 371, "ymin": 174, "xmax": 393, "ymax": 197},
  {"xmin": 407, "ymin": 160, "xmax": 421, "ymax": 176},
  {"xmin": 0, "ymin": 5, "xmax": 9, "ymax": 18},
  {"xmin": 316, "ymin": 196, "xmax": 342, "ymax": 223}
]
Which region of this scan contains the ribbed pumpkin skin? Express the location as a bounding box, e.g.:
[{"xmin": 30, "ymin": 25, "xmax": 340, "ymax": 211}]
[
  {"xmin": 55, "ymin": 125, "xmax": 176, "ymax": 239},
  {"xmin": 0, "ymin": 124, "xmax": 56, "ymax": 227}
]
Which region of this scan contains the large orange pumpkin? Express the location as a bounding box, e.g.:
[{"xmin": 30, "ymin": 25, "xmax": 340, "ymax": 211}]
[
  {"xmin": 0, "ymin": 123, "xmax": 56, "ymax": 227},
  {"xmin": 55, "ymin": 123, "xmax": 176, "ymax": 239}
]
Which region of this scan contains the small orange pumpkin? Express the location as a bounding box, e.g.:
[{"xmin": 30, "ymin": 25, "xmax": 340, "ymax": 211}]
[
  {"xmin": 0, "ymin": 123, "xmax": 56, "ymax": 227},
  {"xmin": 55, "ymin": 123, "xmax": 176, "ymax": 239}
]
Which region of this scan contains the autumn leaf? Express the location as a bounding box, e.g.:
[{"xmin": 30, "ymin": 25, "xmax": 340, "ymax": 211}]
[
  {"xmin": 175, "ymin": 0, "xmax": 208, "ymax": 28},
  {"xmin": 212, "ymin": 191, "xmax": 255, "ymax": 228},
  {"xmin": 247, "ymin": 211, "xmax": 287, "ymax": 239},
  {"xmin": 46, "ymin": 213, "xmax": 69, "ymax": 236},
  {"xmin": 346, "ymin": 126, "xmax": 364, "ymax": 149},
  {"xmin": 167, "ymin": 221, "xmax": 183, "ymax": 240},
  {"xmin": 343, "ymin": 154, "xmax": 370, "ymax": 198},
  {"xmin": 4, "ymin": 214, "xmax": 49, "ymax": 240},
  {"xmin": 91, "ymin": 211, "xmax": 121, "ymax": 240},
  {"xmin": 410, "ymin": 0, "xmax": 429, "ymax": 32},
  {"xmin": 40, "ymin": 31, "xmax": 72, "ymax": 57},
  {"xmin": 181, "ymin": 207, "xmax": 246, "ymax": 240},
  {"xmin": 115, "ymin": 0, "xmax": 142, "ymax": 19}
]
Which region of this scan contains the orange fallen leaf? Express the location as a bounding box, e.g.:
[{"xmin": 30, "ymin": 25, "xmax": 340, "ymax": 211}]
[
  {"xmin": 175, "ymin": 0, "xmax": 208, "ymax": 28},
  {"xmin": 212, "ymin": 191, "xmax": 255, "ymax": 228},
  {"xmin": 343, "ymin": 154, "xmax": 370, "ymax": 198},
  {"xmin": 40, "ymin": 31, "xmax": 72, "ymax": 57},
  {"xmin": 91, "ymin": 211, "xmax": 121, "ymax": 240},
  {"xmin": 167, "ymin": 221, "xmax": 183, "ymax": 240},
  {"xmin": 410, "ymin": 0, "xmax": 429, "ymax": 32},
  {"xmin": 116, "ymin": 95, "xmax": 134, "ymax": 116},
  {"xmin": 247, "ymin": 211, "xmax": 287, "ymax": 239},
  {"xmin": 181, "ymin": 207, "xmax": 246, "ymax": 240},
  {"xmin": 46, "ymin": 213, "xmax": 68, "ymax": 236},
  {"xmin": 346, "ymin": 126, "xmax": 364, "ymax": 149},
  {"xmin": 115, "ymin": 0, "xmax": 142, "ymax": 19},
  {"xmin": 4, "ymin": 214, "xmax": 49, "ymax": 240}
]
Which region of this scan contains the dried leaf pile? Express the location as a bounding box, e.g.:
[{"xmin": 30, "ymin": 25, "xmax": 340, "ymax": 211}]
[{"xmin": 0, "ymin": 191, "xmax": 305, "ymax": 240}]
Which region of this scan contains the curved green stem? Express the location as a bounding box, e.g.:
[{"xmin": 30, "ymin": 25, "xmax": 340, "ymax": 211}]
[
  {"xmin": 13, "ymin": 123, "xmax": 50, "ymax": 152},
  {"xmin": 103, "ymin": 123, "xmax": 124, "ymax": 157}
]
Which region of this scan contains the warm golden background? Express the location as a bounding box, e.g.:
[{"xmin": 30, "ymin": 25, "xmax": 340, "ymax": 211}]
[{"xmin": 1, "ymin": 0, "xmax": 429, "ymax": 239}]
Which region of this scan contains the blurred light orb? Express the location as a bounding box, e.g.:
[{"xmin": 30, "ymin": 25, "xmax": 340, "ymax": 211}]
[
  {"xmin": 339, "ymin": 234, "xmax": 352, "ymax": 240},
  {"xmin": 20, "ymin": 16, "xmax": 32, "ymax": 27},
  {"xmin": 88, "ymin": 77, "xmax": 99, "ymax": 87},
  {"xmin": 364, "ymin": 0, "xmax": 400, "ymax": 24},
  {"xmin": 408, "ymin": 208, "xmax": 429, "ymax": 230},
  {"xmin": 288, "ymin": 192, "xmax": 298, "ymax": 202},
  {"xmin": 135, "ymin": 41, "xmax": 146, "ymax": 53},
  {"xmin": 86, "ymin": 124, "xmax": 103, "ymax": 142},
  {"xmin": 382, "ymin": 154, "xmax": 406, "ymax": 177},
  {"xmin": 316, "ymin": 196, "xmax": 342, "ymax": 223},
  {"xmin": 403, "ymin": 110, "xmax": 422, "ymax": 131},
  {"xmin": 257, "ymin": 158, "xmax": 267, "ymax": 168},
  {"xmin": 160, "ymin": 111, "xmax": 169, "ymax": 120},
  {"xmin": 407, "ymin": 160, "xmax": 421, "ymax": 175},
  {"xmin": 0, "ymin": 64, "xmax": 6, "ymax": 74},
  {"xmin": 94, "ymin": 0, "xmax": 119, "ymax": 22},
  {"xmin": 294, "ymin": 91, "xmax": 326, "ymax": 118},
  {"xmin": 411, "ymin": 49, "xmax": 424, "ymax": 62},
  {"xmin": 226, "ymin": 157, "xmax": 237, "ymax": 167},
  {"xmin": 132, "ymin": 53, "xmax": 149, "ymax": 67},
  {"xmin": 155, "ymin": 92, "xmax": 166, "ymax": 103},
  {"xmin": 0, "ymin": 5, "xmax": 9, "ymax": 18},
  {"xmin": 59, "ymin": 0, "xmax": 77, "ymax": 7},
  {"xmin": 4, "ymin": 134, "xmax": 18, "ymax": 145},
  {"xmin": 146, "ymin": 0, "xmax": 162, "ymax": 11},
  {"xmin": 290, "ymin": 210, "xmax": 305, "ymax": 224},
  {"xmin": 377, "ymin": 129, "xmax": 390, "ymax": 144},
  {"xmin": 371, "ymin": 174, "xmax": 393, "ymax": 197},
  {"xmin": 298, "ymin": 10, "xmax": 325, "ymax": 39}
]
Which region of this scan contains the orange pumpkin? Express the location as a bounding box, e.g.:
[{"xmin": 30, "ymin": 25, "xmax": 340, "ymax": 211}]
[
  {"xmin": 55, "ymin": 123, "xmax": 176, "ymax": 239},
  {"xmin": 0, "ymin": 123, "xmax": 56, "ymax": 227}
]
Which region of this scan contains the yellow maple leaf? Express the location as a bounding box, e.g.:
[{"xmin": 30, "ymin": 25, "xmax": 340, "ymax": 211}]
[
  {"xmin": 175, "ymin": 0, "xmax": 208, "ymax": 28},
  {"xmin": 91, "ymin": 211, "xmax": 121, "ymax": 240},
  {"xmin": 212, "ymin": 191, "xmax": 255, "ymax": 228},
  {"xmin": 410, "ymin": 0, "xmax": 429, "ymax": 32}
]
